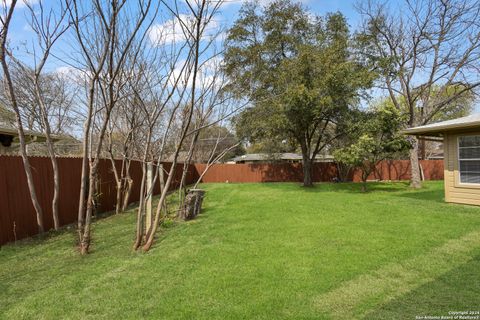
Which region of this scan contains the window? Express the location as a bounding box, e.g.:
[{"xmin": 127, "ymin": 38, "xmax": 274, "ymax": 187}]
[{"xmin": 458, "ymin": 135, "xmax": 480, "ymax": 184}]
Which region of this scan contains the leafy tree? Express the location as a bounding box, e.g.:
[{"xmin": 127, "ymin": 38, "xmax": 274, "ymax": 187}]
[
  {"xmin": 225, "ymin": 0, "xmax": 374, "ymax": 186},
  {"xmin": 357, "ymin": 0, "xmax": 480, "ymax": 188},
  {"xmin": 333, "ymin": 105, "xmax": 408, "ymax": 192},
  {"xmin": 375, "ymin": 86, "xmax": 475, "ymax": 159}
]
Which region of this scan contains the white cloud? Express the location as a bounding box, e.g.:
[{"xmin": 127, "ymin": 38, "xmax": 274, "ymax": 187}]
[
  {"xmin": 148, "ymin": 14, "xmax": 221, "ymax": 46},
  {"xmin": 221, "ymin": 0, "xmax": 310, "ymax": 6},
  {"xmin": 148, "ymin": 14, "xmax": 193, "ymax": 45},
  {"xmin": 166, "ymin": 55, "xmax": 225, "ymax": 91},
  {"xmin": 55, "ymin": 65, "xmax": 87, "ymax": 83},
  {"xmin": 14, "ymin": 0, "xmax": 39, "ymax": 8}
]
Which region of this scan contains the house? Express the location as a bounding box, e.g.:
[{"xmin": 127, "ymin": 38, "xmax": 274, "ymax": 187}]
[
  {"xmin": 0, "ymin": 125, "xmax": 65, "ymax": 154},
  {"xmin": 403, "ymin": 114, "xmax": 480, "ymax": 206},
  {"xmin": 231, "ymin": 153, "xmax": 334, "ymax": 164}
]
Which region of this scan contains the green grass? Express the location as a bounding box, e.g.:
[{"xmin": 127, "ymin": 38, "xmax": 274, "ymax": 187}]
[{"xmin": 1, "ymin": 181, "xmax": 480, "ymax": 319}]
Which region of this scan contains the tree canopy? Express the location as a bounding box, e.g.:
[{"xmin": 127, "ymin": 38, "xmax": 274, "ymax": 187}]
[
  {"xmin": 225, "ymin": 0, "xmax": 375, "ymax": 186},
  {"xmin": 333, "ymin": 104, "xmax": 409, "ymax": 191}
]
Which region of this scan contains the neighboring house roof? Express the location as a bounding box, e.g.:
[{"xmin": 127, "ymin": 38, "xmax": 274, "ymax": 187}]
[
  {"xmin": 403, "ymin": 114, "xmax": 480, "ymax": 136},
  {"xmin": 0, "ymin": 125, "xmax": 64, "ymax": 146},
  {"xmin": 231, "ymin": 153, "xmax": 334, "ymax": 162}
]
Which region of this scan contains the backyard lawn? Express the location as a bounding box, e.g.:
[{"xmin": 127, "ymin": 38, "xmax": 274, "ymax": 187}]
[{"xmin": 1, "ymin": 181, "xmax": 479, "ymax": 319}]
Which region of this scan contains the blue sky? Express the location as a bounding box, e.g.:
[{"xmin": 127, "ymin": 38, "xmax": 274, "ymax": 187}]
[
  {"xmin": 217, "ymin": 0, "xmax": 362, "ymax": 33},
  {"xmin": 7, "ymin": 0, "xmax": 478, "ymax": 113},
  {"xmin": 7, "ymin": 0, "xmax": 363, "ymax": 69}
]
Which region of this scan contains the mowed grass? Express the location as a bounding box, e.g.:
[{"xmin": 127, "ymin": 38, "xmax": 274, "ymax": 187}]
[{"xmin": 1, "ymin": 181, "xmax": 480, "ymax": 319}]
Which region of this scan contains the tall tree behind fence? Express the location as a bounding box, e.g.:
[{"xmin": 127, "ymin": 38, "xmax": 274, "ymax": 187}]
[{"xmin": 0, "ymin": 157, "xmax": 443, "ymax": 245}]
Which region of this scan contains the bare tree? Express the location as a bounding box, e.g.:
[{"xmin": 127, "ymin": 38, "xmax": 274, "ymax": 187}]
[
  {"xmin": 177, "ymin": 51, "xmax": 233, "ymax": 202},
  {"xmin": 140, "ymin": 0, "xmax": 225, "ymax": 252},
  {"xmin": 67, "ymin": 0, "xmax": 154, "ymax": 254},
  {"xmin": 358, "ymin": 0, "xmax": 480, "ymax": 188},
  {"xmin": 0, "ymin": 0, "xmax": 45, "ymax": 234},
  {"xmin": 19, "ymin": 0, "xmax": 71, "ymax": 230},
  {"xmin": 5, "ymin": 66, "xmax": 78, "ymax": 135},
  {"xmin": 128, "ymin": 30, "xmax": 194, "ymax": 250}
]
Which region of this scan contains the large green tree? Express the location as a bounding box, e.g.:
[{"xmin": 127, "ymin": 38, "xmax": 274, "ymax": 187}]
[
  {"xmin": 334, "ymin": 104, "xmax": 409, "ymax": 192},
  {"xmin": 224, "ymin": 0, "xmax": 374, "ymax": 186}
]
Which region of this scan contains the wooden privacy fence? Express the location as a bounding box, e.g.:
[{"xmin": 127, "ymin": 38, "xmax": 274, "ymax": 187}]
[
  {"xmin": 0, "ymin": 156, "xmax": 198, "ymax": 245},
  {"xmin": 1, "ymin": 156, "xmax": 443, "ymax": 245},
  {"xmin": 194, "ymin": 159, "xmax": 444, "ymax": 183}
]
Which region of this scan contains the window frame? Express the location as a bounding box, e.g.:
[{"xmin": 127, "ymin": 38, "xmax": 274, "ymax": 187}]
[{"xmin": 457, "ymin": 134, "xmax": 480, "ymax": 186}]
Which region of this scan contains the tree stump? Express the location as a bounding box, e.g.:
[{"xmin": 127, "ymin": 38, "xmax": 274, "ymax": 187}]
[{"xmin": 178, "ymin": 189, "xmax": 206, "ymax": 220}]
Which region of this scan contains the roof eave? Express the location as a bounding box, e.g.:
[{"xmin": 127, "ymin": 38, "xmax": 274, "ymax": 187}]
[{"xmin": 402, "ymin": 122, "xmax": 480, "ymax": 136}]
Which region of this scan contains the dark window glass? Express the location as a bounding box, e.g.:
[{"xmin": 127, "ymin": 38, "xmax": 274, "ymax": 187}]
[{"xmin": 459, "ymin": 136, "xmax": 480, "ymax": 184}]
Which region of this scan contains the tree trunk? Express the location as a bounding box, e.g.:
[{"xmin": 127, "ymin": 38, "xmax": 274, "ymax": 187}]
[
  {"xmin": 361, "ymin": 170, "xmax": 369, "ymax": 192},
  {"xmin": 16, "ymin": 132, "xmax": 45, "ymax": 233},
  {"xmin": 121, "ymin": 159, "xmax": 132, "ymax": 211},
  {"xmin": 121, "ymin": 177, "xmax": 133, "ymax": 211},
  {"xmin": 133, "ymin": 161, "xmax": 147, "ymax": 250},
  {"xmin": 77, "ymin": 80, "xmax": 96, "ymax": 245},
  {"xmin": 34, "ymin": 83, "xmax": 60, "ymax": 230},
  {"xmin": 361, "ymin": 180, "xmax": 367, "ymax": 192},
  {"xmin": 50, "ymin": 154, "xmax": 60, "ymax": 230},
  {"xmin": 115, "ymin": 181, "xmax": 122, "ymax": 215},
  {"xmin": 302, "ymin": 157, "xmax": 313, "ymax": 187},
  {"xmin": 420, "ymin": 139, "xmax": 426, "ymax": 160},
  {"xmin": 79, "ymin": 162, "xmax": 98, "ymax": 254},
  {"xmin": 409, "ymin": 136, "xmax": 422, "ymax": 189}
]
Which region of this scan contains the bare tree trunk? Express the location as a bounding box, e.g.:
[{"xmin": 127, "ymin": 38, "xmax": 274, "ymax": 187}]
[
  {"xmin": 77, "ymin": 80, "xmax": 95, "ymax": 244},
  {"xmin": 34, "ymin": 81, "xmax": 61, "ymax": 230},
  {"xmin": 23, "ymin": 0, "xmax": 70, "ymax": 231},
  {"xmin": 143, "ymin": 156, "xmax": 180, "ymax": 251},
  {"xmin": 409, "ymin": 136, "xmax": 422, "ymax": 189},
  {"xmin": 115, "ymin": 180, "xmax": 122, "ymax": 214},
  {"xmin": 133, "ymin": 161, "xmax": 147, "ymax": 250},
  {"xmin": 419, "ymin": 139, "xmax": 426, "ymax": 160},
  {"xmin": 133, "ymin": 127, "xmax": 153, "ymax": 250},
  {"xmin": 43, "ymin": 118, "xmax": 61, "ymax": 229},
  {"xmin": 80, "ymin": 106, "xmax": 115, "ymax": 253},
  {"xmin": 0, "ymin": 1, "xmax": 44, "ymax": 234},
  {"xmin": 108, "ymin": 153, "xmax": 123, "ymax": 215},
  {"xmin": 121, "ymin": 159, "xmax": 133, "ymax": 211},
  {"xmin": 80, "ymin": 164, "xmax": 98, "ymax": 255}
]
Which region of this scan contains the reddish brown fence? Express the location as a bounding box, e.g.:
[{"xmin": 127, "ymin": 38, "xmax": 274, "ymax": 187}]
[
  {"xmin": 0, "ymin": 156, "xmax": 198, "ymax": 245},
  {"xmin": 194, "ymin": 159, "xmax": 444, "ymax": 183},
  {"xmin": 1, "ymin": 156, "xmax": 443, "ymax": 245}
]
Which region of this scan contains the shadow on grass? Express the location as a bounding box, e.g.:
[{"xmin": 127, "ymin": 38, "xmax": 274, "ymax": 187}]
[
  {"xmin": 0, "ymin": 224, "xmax": 78, "ymax": 250},
  {"xmin": 258, "ymin": 181, "xmax": 412, "ymax": 194},
  {"xmin": 394, "ymin": 189, "xmax": 445, "ymax": 204},
  {"xmin": 364, "ymin": 253, "xmax": 480, "ymax": 319}
]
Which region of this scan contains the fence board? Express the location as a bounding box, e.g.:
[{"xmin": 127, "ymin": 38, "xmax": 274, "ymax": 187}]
[
  {"xmin": 194, "ymin": 160, "xmax": 444, "ymax": 183},
  {"xmin": 0, "ymin": 156, "xmax": 198, "ymax": 245}
]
